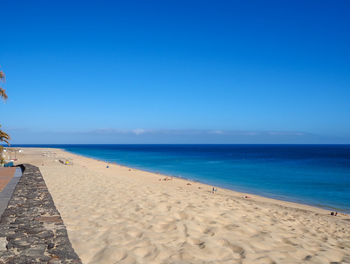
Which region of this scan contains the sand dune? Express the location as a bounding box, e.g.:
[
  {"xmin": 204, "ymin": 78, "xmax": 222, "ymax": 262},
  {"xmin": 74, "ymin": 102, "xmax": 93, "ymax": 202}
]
[{"xmin": 16, "ymin": 148, "xmax": 350, "ymax": 264}]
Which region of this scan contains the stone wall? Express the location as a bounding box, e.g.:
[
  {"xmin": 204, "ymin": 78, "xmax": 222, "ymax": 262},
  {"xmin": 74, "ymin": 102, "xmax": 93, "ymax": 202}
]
[{"xmin": 0, "ymin": 164, "xmax": 82, "ymax": 263}]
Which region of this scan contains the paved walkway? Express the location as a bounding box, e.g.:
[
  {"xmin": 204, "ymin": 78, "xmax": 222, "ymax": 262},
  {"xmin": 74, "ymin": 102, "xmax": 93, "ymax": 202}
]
[
  {"xmin": 0, "ymin": 164, "xmax": 82, "ymax": 263},
  {"xmin": 0, "ymin": 167, "xmax": 22, "ymax": 219},
  {"xmin": 0, "ymin": 168, "xmax": 16, "ymax": 191}
]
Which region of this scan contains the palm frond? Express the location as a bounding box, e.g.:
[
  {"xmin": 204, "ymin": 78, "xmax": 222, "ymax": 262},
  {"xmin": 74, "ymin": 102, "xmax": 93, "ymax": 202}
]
[
  {"xmin": 0, "ymin": 131, "xmax": 10, "ymax": 145},
  {"xmin": 0, "ymin": 87, "xmax": 8, "ymax": 100}
]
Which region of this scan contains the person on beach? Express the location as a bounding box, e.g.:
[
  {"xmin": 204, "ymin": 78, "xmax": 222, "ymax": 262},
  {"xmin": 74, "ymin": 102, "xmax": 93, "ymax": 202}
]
[{"xmin": 331, "ymin": 211, "xmax": 338, "ymax": 216}]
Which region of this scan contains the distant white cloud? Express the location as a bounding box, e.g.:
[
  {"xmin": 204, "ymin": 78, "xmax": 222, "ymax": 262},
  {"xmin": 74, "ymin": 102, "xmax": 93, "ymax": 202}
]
[
  {"xmin": 208, "ymin": 130, "xmax": 224, "ymax": 135},
  {"xmin": 5, "ymin": 127, "xmax": 350, "ymax": 144},
  {"xmin": 132, "ymin": 128, "xmax": 146, "ymax": 135},
  {"xmin": 267, "ymin": 131, "xmax": 306, "ymax": 136}
]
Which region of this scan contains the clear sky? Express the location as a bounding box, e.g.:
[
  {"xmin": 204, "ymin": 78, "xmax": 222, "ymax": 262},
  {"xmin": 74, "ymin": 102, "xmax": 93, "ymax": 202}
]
[{"xmin": 1, "ymin": 0, "xmax": 350, "ymax": 144}]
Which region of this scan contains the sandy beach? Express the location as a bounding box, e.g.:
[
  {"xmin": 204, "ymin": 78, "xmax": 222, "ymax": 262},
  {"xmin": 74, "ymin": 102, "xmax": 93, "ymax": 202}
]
[{"xmin": 13, "ymin": 148, "xmax": 350, "ymax": 264}]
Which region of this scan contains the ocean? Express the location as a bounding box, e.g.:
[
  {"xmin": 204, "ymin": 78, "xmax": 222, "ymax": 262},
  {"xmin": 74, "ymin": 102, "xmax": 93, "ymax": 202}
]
[{"xmin": 13, "ymin": 144, "xmax": 350, "ymax": 213}]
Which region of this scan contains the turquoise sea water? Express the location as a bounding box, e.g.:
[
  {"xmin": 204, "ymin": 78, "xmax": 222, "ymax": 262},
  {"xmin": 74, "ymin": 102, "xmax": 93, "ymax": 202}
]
[{"xmin": 14, "ymin": 144, "xmax": 350, "ymax": 213}]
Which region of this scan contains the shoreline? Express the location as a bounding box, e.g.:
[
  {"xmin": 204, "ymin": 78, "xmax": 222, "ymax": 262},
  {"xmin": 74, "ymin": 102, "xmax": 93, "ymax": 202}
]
[
  {"xmin": 29, "ymin": 147, "xmax": 350, "ymax": 215},
  {"xmin": 11, "ymin": 147, "xmax": 350, "ymax": 263}
]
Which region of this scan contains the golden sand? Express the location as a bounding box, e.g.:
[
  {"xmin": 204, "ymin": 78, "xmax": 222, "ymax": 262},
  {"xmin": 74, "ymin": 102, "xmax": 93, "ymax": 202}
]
[{"xmin": 15, "ymin": 148, "xmax": 350, "ymax": 264}]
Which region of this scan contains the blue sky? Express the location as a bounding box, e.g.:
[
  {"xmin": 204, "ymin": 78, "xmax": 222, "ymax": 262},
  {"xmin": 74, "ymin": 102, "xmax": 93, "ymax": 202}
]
[{"xmin": 1, "ymin": 0, "xmax": 350, "ymax": 144}]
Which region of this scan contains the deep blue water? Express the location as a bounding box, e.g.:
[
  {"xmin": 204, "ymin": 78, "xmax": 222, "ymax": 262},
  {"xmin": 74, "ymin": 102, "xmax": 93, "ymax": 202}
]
[{"xmin": 13, "ymin": 144, "xmax": 350, "ymax": 213}]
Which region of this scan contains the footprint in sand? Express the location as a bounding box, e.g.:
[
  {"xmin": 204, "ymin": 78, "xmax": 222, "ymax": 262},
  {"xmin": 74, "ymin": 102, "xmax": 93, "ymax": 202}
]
[
  {"xmin": 203, "ymin": 227, "xmax": 216, "ymax": 236},
  {"xmin": 224, "ymin": 224, "xmax": 239, "ymax": 231},
  {"xmin": 133, "ymin": 245, "xmax": 158, "ymax": 259},
  {"xmin": 219, "ymin": 239, "xmax": 245, "ymax": 259},
  {"xmin": 190, "ymin": 238, "xmax": 206, "ymax": 249},
  {"xmin": 177, "ymin": 211, "xmax": 188, "ymax": 220}
]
